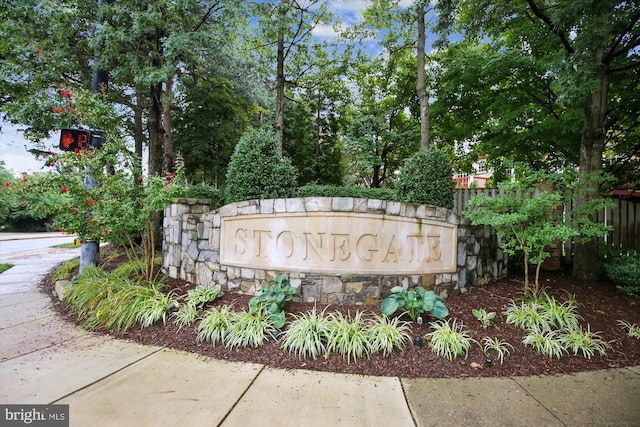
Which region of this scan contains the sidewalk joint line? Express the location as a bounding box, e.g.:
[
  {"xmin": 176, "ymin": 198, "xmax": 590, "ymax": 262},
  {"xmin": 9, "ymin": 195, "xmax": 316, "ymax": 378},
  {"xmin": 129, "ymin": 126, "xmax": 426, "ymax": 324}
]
[
  {"xmin": 216, "ymin": 364, "xmax": 266, "ymax": 427},
  {"xmin": 509, "ymin": 377, "xmax": 567, "ymax": 427},
  {"xmin": 49, "ymin": 346, "xmax": 166, "ymax": 404}
]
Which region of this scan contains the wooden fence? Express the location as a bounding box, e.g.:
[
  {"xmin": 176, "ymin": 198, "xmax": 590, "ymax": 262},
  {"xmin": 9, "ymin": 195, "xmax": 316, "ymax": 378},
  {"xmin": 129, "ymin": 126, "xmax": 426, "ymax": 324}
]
[{"xmin": 454, "ymin": 189, "xmax": 639, "ymax": 254}]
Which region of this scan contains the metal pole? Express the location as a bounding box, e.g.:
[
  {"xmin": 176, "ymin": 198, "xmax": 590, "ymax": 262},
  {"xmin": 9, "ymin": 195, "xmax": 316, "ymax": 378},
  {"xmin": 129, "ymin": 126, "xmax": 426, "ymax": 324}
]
[{"xmin": 79, "ymin": 0, "xmax": 109, "ymax": 273}]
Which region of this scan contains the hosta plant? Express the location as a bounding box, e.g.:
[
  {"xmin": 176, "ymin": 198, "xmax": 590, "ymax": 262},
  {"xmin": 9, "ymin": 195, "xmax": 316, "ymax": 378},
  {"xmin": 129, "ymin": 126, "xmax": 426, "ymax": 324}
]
[
  {"xmin": 326, "ymin": 311, "xmax": 371, "ymax": 363},
  {"xmin": 281, "ymin": 308, "xmax": 331, "ymax": 360},
  {"xmin": 481, "ymin": 337, "xmax": 514, "ymax": 365},
  {"xmin": 426, "ymin": 319, "xmax": 476, "ymax": 361},
  {"xmin": 559, "ymin": 326, "xmax": 612, "ymax": 359},
  {"xmin": 366, "ymin": 314, "xmax": 412, "ymax": 357},
  {"xmin": 249, "ymin": 274, "xmax": 297, "ymax": 329},
  {"xmin": 472, "ymin": 308, "xmax": 496, "ymax": 329},
  {"xmin": 381, "ymin": 286, "xmax": 448, "ymax": 321}
]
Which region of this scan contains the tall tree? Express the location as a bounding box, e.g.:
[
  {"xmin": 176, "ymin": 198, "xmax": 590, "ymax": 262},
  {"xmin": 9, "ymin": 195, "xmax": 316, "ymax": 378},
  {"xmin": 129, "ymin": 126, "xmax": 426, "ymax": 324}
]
[
  {"xmin": 435, "ymin": 0, "xmax": 640, "ymax": 280},
  {"xmin": 251, "ymin": 0, "xmax": 336, "ymax": 151},
  {"xmin": 362, "ymin": 0, "xmax": 433, "ymax": 149}
]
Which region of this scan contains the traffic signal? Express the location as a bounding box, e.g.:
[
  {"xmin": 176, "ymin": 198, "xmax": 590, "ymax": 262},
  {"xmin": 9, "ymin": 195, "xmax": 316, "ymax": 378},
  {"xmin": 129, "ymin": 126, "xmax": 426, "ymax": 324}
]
[{"xmin": 59, "ymin": 128, "xmax": 105, "ymax": 151}]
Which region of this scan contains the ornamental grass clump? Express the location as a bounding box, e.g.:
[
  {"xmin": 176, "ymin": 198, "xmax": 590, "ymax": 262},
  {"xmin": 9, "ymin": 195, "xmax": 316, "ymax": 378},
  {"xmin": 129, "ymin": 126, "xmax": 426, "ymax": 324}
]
[
  {"xmin": 196, "ymin": 305, "xmax": 235, "ymax": 345},
  {"xmin": 366, "ymin": 314, "xmax": 412, "ymax": 357},
  {"xmin": 281, "ymin": 307, "xmax": 331, "ymax": 359},
  {"xmin": 426, "ymin": 319, "xmax": 476, "ymax": 361},
  {"xmin": 225, "ymin": 308, "xmax": 274, "ymax": 349},
  {"xmin": 172, "ymin": 304, "xmax": 198, "ymax": 331},
  {"xmin": 617, "ymin": 320, "xmax": 640, "ymax": 339},
  {"xmin": 505, "ymin": 301, "xmax": 551, "ymax": 331},
  {"xmin": 558, "ymin": 326, "xmax": 612, "ymax": 359},
  {"xmin": 481, "ymin": 337, "xmax": 514, "ymax": 365},
  {"xmin": 326, "ymin": 311, "xmax": 370, "ymax": 363},
  {"xmin": 186, "ymin": 284, "xmax": 223, "ymax": 309},
  {"xmin": 65, "ymin": 265, "xmax": 175, "ymax": 333},
  {"xmin": 522, "ymin": 327, "xmax": 566, "ymax": 359}
]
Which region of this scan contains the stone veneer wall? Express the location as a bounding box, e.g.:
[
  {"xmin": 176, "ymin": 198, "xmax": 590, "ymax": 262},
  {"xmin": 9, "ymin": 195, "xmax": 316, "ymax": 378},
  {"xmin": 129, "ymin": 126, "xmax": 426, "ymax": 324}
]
[{"xmin": 162, "ymin": 197, "xmax": 507, "ymax": 304}]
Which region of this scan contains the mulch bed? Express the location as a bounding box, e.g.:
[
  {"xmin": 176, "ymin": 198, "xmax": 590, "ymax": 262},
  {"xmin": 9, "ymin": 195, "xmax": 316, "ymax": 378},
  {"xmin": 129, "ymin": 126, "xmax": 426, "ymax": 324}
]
[{"xmin": 43, "ymin": 261, "xmax": 640, "ymax": 379}]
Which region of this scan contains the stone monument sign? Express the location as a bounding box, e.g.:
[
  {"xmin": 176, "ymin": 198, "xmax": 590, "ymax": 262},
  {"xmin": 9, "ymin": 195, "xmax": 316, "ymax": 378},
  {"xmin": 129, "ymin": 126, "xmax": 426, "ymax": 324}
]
[{"xmin": 220, "ymin": 212, "xmax": 456, "ymax": 275}]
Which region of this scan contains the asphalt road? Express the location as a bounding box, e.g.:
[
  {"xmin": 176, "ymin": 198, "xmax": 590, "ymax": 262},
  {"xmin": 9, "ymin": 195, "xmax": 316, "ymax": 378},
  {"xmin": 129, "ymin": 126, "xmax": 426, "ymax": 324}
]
[{"xmin": 0, "ymin": 233, "xmax": 76, "ymax": 257}]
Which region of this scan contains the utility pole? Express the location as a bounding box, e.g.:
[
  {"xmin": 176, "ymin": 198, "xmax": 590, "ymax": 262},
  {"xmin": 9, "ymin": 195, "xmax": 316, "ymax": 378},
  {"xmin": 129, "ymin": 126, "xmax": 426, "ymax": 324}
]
[{"xmin": 79, "ymin": 0, "xmax": 110, "ymax": 273}]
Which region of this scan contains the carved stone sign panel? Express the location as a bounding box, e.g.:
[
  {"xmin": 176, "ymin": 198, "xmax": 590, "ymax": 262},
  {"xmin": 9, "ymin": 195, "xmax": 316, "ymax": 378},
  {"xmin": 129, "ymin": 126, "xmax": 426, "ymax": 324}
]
[{"xmin": 220, "ymin": 212, "xmax": 457, "ymax": 274}]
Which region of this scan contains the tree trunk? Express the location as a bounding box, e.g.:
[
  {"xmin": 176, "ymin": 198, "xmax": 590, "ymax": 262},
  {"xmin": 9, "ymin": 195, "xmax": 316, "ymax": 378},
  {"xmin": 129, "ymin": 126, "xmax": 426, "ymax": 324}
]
[
  {"xmin": 163, "ymin": 74, "xmax": 174, "ymax": 173},
  {"xmin": 148, "ymin": 82, "xmax": 164, "ymax": 177},
  {"xmin": 133, "ymin": 90, "xmax": 145, "ymax": 178},
  {"xmin": 416, "ymin": 6, "xmax": 429, "ymax": 150},
  {"xmin": 572, "ymin": 51, "xmax": 608, "ymax": 281},
  {"xmin": 274, "ymin": 1, "xmax": 286, "ymax": 154}
]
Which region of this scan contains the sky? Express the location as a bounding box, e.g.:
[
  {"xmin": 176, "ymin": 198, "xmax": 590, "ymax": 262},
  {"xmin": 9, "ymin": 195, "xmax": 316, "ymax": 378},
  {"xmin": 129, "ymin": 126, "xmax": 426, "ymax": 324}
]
[
  {"xmin": 0, "ymin": 0, "xmax": 419, "ymax": 177},
  {"xmin": 0, "ymin": 122, "xmax": 57, "ymax": 176}
]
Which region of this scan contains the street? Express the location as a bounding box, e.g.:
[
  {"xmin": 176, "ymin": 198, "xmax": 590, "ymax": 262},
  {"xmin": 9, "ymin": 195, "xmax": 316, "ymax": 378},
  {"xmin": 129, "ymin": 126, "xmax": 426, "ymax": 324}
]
[{"xmin": 0, "ymin": 233, "xmax": 77, "ymax": 257}]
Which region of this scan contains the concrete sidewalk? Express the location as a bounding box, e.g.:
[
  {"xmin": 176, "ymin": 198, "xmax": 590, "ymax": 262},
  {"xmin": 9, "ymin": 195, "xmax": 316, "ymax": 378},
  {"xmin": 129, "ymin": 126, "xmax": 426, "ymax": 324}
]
[{"xmin": 1, "ymin": 247, "xmax": 639, "ymax": 426}]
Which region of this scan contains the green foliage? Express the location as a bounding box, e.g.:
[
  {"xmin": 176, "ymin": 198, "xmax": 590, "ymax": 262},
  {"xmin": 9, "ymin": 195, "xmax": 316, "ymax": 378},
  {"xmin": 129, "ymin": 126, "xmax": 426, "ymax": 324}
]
[
  {"xmin": 326, "ymin": 311, "xmax": 371, "ymax": 363},
  {"xmin": 426, "ymin": 319, "xmax": 475, "ymax": 361},
  {"xmin": 65, "ymin": 265, "xmax": 176, "ymax": 333},
  {"xmin": 506, "ymin": 292, "xmax": 582, "ymax": 332},
  {"xmin": 249, "ymin": 274, "xmax": 298, "ymax": 329},
  {"xmin": 381, "ymin": 286, "xmax": 448, "ymax": 321},
  {"xmin": 52, "ymin": 258, "xmax": 80, "ymax": 281},
  {"xmin": 224, "ymin": 128, "xmax": 298, "ymax": 204},
  {"xmin": 559, "ymin": 326, "xmax": 612, "ymax": 359},
  {"xmin": 603, "ymin": 252, "xmax": 640, "ymax": 299},
  {"xmin": 539, "ymin": 294, "xmax": 582, "ymax": 330},
  {"xmin": 504, "ymin": 301, "xmax": 551, "ymax": 331},
  {"xmin": 472, "ymin": 308, "xmax": 496, "ymax": 329},
  {"xmin": 172, "ymin": 304, "xmax": 198, "ymax": 331},
  {"xmin": 224, "ymin": 308, "xmax": 274, "ymax": 349},
  {"xmin": 185, "ymin": 285, "xmax": 223, "ymax": 309},
  {"xmin": 196, "ymin": 306, "xmax": 236, "ymax": 345},
  {"xmin": 617, "ymin": 320, "xmax": 640, "ymax": 340},
  {"xmin": 522, "ymin": 327, "xmax": 566, "ymax": 359},
  {"xmin": 178, "ymin": 185, "xmax": 223, "ymax": 207},
  {"xmin": 0, "ymin": 264, "xmax": 13, "ymax": 274},
  {"xmin": 395, "ymin": 148, "xmax": 454, "ymax": 209},
  {"xmin": 481, "ymin": 337, "xmax": 514, "ymax": 365},
  {"xmin": 465, "ymin": 169, "xmax": 613, "ymax": 294},
  {"xmin": 281, "ymin": 307, "xmax": 331, "ymax": 360},
  {"xmin": 366, "ymin": 314, "xmax": 412, "ymax": 357},
  {"xmin": 294, "ymin": 185, "xmax": 396, "ymax": 200},
  {"xmin": 343, "ymin": 111, "xmax": 416, "ymax": 189}
]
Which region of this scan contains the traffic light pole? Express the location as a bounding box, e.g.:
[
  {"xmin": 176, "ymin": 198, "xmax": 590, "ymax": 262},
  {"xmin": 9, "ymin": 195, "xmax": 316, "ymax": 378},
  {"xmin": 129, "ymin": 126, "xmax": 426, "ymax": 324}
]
[{"xmin": 79, "ymin": 0, "xmax": 110, "ymax": 274}]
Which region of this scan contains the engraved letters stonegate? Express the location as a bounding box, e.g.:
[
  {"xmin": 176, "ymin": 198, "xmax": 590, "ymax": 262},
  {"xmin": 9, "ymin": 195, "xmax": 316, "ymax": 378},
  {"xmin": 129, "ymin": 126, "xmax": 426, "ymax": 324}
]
[{"xmin": 220, "ymin": 212, "xmax": 457, "ymax": 274}]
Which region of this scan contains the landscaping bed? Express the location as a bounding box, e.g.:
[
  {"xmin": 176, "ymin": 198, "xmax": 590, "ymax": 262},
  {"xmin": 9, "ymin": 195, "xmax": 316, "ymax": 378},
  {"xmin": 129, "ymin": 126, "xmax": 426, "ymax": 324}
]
[{"xmin": 43, "ymin": 261, "xmax": 640, "ymax": 379}]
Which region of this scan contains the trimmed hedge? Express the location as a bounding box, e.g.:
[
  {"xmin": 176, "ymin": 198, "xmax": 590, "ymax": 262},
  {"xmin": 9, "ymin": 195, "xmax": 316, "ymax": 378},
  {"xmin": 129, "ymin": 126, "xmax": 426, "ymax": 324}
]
[
  {"xmin": 294, "ymin": 184, "xmax": 395, "ymax": 200},
  {"xmin": 224, "ymin": 128, "xmax": 298, "ymax": 204},
  {"xmin": 395, "ymin": 148, "xmax": 454, "ymax": 209}
]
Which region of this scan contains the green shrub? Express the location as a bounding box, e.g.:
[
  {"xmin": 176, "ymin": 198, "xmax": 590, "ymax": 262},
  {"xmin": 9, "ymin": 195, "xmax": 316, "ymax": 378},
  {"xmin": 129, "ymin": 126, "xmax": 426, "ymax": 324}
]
[
  {"xmin": 395, "ymin": 148, "xmax": 454, "ymax": 209},
  {"xmin": 294, "ymin": 185, "xmax": 395, "ymax": 200},
  {"xmin": 603, "ymin": 252, "xmax": 640, "ymax": 298},
  {"xmin": 224, "ymin": 128, "xmax": 297, "ymax": 204},
  {"xmin": 179, "ymin": 184, "xmax": 223, "ymax": 207}
]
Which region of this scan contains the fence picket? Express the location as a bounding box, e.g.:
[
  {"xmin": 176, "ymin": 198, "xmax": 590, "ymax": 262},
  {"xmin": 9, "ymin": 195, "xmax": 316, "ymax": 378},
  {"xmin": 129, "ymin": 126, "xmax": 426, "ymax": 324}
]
[{"xmin": 455, "ymin": 189, "xmax": 639, "ymax": 253}]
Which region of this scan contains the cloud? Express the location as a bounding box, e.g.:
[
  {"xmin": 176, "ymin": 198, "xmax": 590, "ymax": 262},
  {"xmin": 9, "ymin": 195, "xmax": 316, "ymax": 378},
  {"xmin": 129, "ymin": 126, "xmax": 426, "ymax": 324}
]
[{"xmin": 312, "ymin": 23, "xmax": 341, "ymax": 38}]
